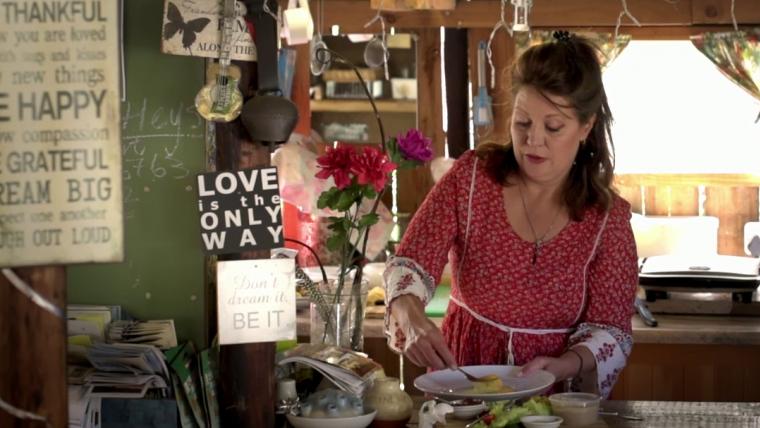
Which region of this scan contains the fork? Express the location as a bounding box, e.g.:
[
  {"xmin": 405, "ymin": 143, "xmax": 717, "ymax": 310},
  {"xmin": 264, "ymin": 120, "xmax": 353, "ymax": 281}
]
[{"xmin": 456, "ymin": 367, "xmax": 487, "ymax": 382}]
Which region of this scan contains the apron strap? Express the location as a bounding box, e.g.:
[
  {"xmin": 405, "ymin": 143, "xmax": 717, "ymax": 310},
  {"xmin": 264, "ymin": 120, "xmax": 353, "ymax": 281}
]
[{"xmin": 450, "ymin": 296, "xmax": 573, "ymax": 364}]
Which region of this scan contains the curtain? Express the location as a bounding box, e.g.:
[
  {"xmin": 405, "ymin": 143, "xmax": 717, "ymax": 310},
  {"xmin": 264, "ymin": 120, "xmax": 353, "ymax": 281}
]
[
  {"xmin": 514, "ymin": 30, "xmax": 631, "ymax": 71},
  {"xmin": 691, "ymin": 29, "xmax": 760, "ymax": 122}
]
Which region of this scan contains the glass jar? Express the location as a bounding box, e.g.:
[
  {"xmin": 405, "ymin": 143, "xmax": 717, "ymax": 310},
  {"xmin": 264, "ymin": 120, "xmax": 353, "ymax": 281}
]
[
  {"xmin": 364, "ymin": 377, "xmax": 413, "ymax": 428},
  {"xmin": 309, "ymin": 278, "xmax": 369, "ymax": 351}
]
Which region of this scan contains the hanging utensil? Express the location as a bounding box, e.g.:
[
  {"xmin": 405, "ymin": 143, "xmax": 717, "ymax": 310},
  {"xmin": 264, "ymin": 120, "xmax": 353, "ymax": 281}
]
[
  {"xmin": 474, "ymin": 41, "xmax": 493, "ymax": 128},
  {"xmin": 511, "ymin": 0, "xmax": 532, "ymax": 32},
  {"xmin": 486, "ymin": 0, "xmax": 511, "ymax": 89},
  {"xmin": 309, "ymin": 0, "xmax": 329, "ymax": 75},
  {"xmin": 241, "ymin": 0, "xmax": 298, "ymax": 145},
  {"xmin": 363, "ymin": 0, "xmax": 389, "ymax": 80}
]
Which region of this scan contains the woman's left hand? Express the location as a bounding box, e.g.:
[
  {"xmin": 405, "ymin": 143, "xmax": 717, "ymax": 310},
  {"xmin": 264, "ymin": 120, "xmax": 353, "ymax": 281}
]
[{"xmin": 518, "ymin": 355, "xmax": 578, "ymax": 381}]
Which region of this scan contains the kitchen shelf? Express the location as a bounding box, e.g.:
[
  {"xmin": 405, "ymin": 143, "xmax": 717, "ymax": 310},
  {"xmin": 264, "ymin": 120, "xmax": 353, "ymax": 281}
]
[{"xmin": 311, "ymin": 99, "xmax": 417, "ymax": 114}]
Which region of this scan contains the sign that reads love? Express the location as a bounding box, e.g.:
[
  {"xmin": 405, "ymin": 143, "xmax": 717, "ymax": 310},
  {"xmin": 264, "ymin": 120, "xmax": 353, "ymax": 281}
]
[
  {"xmin": 197, "ymin": 167, "xmax": 283, "ymax": 255},
  {"xmin": 217, "ymin": 258, "xmax": 296, "ymax": 345}
]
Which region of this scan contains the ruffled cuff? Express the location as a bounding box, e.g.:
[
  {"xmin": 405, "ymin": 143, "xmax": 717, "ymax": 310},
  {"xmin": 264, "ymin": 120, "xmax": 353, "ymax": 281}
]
[
  {"xmin": 382, "ymin": 256, "xmax": 437, "ymax": 353},
  {"xmin": 568, "ymin": 323, "xmax": 633, "ymax": 399}
]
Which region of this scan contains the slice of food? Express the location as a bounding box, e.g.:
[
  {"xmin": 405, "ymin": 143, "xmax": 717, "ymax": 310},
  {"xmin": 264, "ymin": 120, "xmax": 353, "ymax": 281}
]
[{"xmin": 471, "ymin": 374, "xmax": 505, "ymax": 393}]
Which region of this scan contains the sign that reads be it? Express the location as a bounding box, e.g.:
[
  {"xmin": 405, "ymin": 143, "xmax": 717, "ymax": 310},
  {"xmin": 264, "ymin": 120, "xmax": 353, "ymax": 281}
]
[
  {"xmin": 197, "ymin": 167, "xmax": 283, "ymax": 255},
  {"xmin": 217, "ymin": 259, "xmax": 296, "ymax": 345}
]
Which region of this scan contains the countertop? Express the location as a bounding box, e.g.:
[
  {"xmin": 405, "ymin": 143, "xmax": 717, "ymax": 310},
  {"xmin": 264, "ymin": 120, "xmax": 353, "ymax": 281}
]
[
  {"xmin": 296, "ymin": 311, "xmax": 760, "ymax": 346},
  {"xmin": 410, "ymin": 399, "xmax": 760, "ymax": 427}
]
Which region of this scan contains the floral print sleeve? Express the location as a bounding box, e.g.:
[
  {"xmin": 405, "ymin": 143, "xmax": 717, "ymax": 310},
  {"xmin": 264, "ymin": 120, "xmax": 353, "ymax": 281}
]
[
  {"xmin": 382, "ymin": 152, "xmax": 472, "ymax": 353},
  {"xmin": 568, "ymin": 198, "xmax": 639, "ymax": 398}
]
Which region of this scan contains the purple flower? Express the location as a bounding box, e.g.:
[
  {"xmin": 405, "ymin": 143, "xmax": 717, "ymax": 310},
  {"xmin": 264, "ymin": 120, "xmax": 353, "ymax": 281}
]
[{"xmin": 397, "ymin": 129, "xmax": 433, "ymax": 163}]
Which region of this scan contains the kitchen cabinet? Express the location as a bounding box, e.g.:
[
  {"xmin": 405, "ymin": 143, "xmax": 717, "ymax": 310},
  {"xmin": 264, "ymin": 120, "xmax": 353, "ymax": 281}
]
[
  {"xmin": 611, "ymin": 343, "xmax": 760, "ymax": 402},
  {"xmin": 298, "ymin": 313, "xmax": 760, "ymax": 401}
]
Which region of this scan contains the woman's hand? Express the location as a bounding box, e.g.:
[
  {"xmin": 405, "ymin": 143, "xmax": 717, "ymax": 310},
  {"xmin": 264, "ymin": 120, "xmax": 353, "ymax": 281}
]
[
  {"xmin": 518, "ymin": 352, "xmax": 581, "ymax": 382},
  {"xmin": 390, "ymin": 294, "xmax": 456, "ymax": 370}
]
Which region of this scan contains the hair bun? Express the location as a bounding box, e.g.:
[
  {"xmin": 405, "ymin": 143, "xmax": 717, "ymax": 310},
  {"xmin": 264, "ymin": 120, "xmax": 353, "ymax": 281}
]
[{"xmin": 552, "ymin": 30, "xmax": 572, "ymax": 42}]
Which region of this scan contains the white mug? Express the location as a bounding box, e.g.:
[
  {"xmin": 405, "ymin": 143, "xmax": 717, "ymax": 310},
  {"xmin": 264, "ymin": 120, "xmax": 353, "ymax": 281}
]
[{"xmin": 283, "ymin": 0, "xmax": 313, "ymax": 45}]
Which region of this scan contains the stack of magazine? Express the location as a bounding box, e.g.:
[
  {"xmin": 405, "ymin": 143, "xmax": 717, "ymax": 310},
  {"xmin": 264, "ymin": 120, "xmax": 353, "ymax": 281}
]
[
  {"xmin": 278, "ymin": 344, "xmax": 384, "ymax": 397},
  {"xmin": 107, "ymin": 319, "xmax": 178, "ymax": 350}
]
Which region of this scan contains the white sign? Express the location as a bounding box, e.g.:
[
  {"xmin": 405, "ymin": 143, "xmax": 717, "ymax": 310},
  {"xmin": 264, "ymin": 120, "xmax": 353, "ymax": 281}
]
[
  {"xmin": 161, "ymin": 0, "xmax": 257, "ymax": 61},
  {"xmin": 0, "ymin": 0, "xmax": 123, "ymax": 266},
  {"xmin": 217, "ymin": 259, "xmax": 296, "ymax": 345}
]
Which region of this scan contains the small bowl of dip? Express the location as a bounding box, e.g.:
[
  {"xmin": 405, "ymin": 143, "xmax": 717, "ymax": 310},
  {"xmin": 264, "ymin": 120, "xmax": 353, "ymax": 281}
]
[{"xmin": 548, "ymin": 392, "xmax": 601, "ymax": 426}]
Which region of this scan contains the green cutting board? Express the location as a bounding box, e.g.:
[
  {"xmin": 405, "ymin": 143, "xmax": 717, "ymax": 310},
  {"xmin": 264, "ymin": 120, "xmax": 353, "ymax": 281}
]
[{"xmin": 425, "ymin": 285, "xmax": 451, "ymax": 317}]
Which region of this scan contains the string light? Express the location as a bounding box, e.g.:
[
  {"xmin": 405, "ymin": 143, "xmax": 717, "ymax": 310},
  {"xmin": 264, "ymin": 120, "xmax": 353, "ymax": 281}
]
[
  {"xmin": 615, "ymin": 0, "xmax": 642, "ymax": 39},
  {"xmin": 486, "ymin": 0, "xmax": 510, "ymax": 89}
]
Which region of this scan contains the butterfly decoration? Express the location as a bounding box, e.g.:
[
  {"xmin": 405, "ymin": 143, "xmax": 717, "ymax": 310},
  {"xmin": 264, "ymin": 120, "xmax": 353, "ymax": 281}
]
[{"xmin": 163, "ymin": 2, "xmax": 211, "ymax": 49}]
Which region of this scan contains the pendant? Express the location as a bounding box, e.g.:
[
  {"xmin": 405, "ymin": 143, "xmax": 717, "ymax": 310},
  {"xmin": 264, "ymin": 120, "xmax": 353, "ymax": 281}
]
[{"xmin": 532, "ymin": 240, "xmax": 541, "ymax": 264}]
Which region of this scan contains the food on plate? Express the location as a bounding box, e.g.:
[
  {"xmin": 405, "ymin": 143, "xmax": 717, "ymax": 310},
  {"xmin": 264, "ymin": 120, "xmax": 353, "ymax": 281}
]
[
  {"xmin": 366, "ymin": 286, "xmax": 385, "ymax": 306},
  {"xmin": 470, "ymin": 375, "xmax": 514, "ymax": 394},
  {"xmin": 470, "ymin": 397, "xmax": 552, "ymax": 427}
]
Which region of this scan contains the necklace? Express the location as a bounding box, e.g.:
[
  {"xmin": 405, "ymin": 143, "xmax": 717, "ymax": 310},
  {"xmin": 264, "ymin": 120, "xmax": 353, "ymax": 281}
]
[{"xmin": 517, "ymin": 179, "xmax": 562, "ymax": 264}]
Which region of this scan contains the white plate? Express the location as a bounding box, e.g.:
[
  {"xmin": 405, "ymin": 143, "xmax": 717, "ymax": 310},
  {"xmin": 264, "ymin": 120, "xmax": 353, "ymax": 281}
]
[
  {"xmin": 286, "ymin": 410, "xmax": 376, "ymax": 428},
  {"xmin": 414, "ymin": 365, "xmax": 555, "ymax": 402}
]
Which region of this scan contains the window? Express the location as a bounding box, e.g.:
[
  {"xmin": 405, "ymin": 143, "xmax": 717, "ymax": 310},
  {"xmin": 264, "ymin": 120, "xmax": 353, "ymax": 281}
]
[{"xmin": 603, "ymin": 40, "xmax": 760, "ymax": 174}]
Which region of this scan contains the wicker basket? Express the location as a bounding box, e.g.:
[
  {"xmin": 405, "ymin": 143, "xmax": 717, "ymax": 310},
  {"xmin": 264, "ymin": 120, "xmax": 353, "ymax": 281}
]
[{"xmin": 323, "ymin": 68, "xmax": 383, "ymax": 83}]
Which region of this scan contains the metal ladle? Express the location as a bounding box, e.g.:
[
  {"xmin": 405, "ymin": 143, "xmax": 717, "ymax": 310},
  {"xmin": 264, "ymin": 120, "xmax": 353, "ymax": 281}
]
[
  {"xmin": 309, "ymin": 0, "xmax": 329, "ymax": 75},
  {"xmin": 362, "ymin": 0, "xmax": 389, "ymax": 79},
  {"xmin": 363, "ymin": 36, "xmax": 388, "ymax": 69}
]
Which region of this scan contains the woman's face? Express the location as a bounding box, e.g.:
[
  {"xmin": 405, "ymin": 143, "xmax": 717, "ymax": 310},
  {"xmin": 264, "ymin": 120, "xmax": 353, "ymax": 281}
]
[{"xmin": 511, "ymin": 86, "xmax": 595, "ymax": 185}]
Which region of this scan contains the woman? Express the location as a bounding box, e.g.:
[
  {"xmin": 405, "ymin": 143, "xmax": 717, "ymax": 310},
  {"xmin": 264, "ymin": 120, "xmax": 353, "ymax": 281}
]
[{"xmin": 383, "ymin": 31, "xmax": 638, "ymax": 398}]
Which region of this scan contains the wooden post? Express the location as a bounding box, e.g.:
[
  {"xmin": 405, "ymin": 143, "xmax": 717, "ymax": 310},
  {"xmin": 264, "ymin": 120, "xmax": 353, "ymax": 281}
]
[
  {"xmin": 0, "ymin": 267, "xmax": 67, "ymax": 428},
  {"xmin": 214, "ymin": 49, "xmax": 277, "ymax": 426},
  {"xmin": 444, "ymin": 28, "xmax": 470, "ymax": 159}
]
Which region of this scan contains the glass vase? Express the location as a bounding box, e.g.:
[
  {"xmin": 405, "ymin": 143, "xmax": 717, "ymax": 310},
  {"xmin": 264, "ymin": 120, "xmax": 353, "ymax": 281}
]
[{"xmin": 309, "ymin": 278, "xmax": 369, "ymax": 351}]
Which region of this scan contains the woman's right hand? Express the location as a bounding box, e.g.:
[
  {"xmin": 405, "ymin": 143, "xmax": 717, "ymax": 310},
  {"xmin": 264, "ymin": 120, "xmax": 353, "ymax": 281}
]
[{"xmin": 390, "ymin": 294, "xmax": 457, "ymax": 370}]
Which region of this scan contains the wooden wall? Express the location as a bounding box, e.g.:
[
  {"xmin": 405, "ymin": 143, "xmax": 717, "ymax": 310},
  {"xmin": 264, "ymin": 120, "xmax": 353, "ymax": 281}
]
[
  {"xmin": 617, "ymin": 176, "xmax": 760, "ymax": 255},
  {"xmin": 610, "ymin": 343, "xmax": 760, "ymax": 401}
]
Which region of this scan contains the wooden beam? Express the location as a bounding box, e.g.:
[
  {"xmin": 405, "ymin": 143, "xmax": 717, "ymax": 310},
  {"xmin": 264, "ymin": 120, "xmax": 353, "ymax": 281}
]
[
  {"xmin": 692, "ymin": 0, "xmax": 760, "ymax": 24},
  {"xmin": 397, "ymin": 28, "xmax": 444, "ymax": 215},
  {"xmin": 705, "ymin": 187, "xmax": 760, "ymax": 255},
  {"xmin": 0, "ymin": 267, "xmax": 66, "ymax": 428},
  {"xmin": 316, "ymin": 0, "xmax": 699, "ymax": 32},
  {"xmin": 444, "ymin": 28, "xmax": 470, "ymax": 158},
  {"xmin": 215, "ymin": 27, "xmax": 276, "ymax": 428},
  {"xmin": 616, "ymin": 174, "xmax": 760, "ymax": 187}
]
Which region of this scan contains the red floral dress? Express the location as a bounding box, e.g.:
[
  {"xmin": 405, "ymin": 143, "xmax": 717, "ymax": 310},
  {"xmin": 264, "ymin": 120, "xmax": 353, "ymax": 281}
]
[{"xmin": 383, "ymin": 151, "xmax": 639, "ymax": 398}]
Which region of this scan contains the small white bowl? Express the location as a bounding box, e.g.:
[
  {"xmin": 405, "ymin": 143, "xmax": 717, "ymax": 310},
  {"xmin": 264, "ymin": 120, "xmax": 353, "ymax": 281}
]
[
  {"xmin": 520, "ymin": 415, "xmax": 564, "ymax": 428},
  {"xmin": 451, "ymin": 402, "xmax": 487, "ymax": 420},
  {"xmin": 286, "ymin": 410, "xmax": 376, "ymax": 428}
]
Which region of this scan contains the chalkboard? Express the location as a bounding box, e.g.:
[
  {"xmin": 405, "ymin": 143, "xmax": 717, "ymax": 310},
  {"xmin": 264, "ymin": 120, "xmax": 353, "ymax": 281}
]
[{"xmin": 68, "ymin": 0, "xmax": 207, "ymax": 345}]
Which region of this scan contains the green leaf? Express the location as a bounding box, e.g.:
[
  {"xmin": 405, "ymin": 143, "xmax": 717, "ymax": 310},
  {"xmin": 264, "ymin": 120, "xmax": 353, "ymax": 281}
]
[
  {"xmin": 362, "ymin": 186, "xmax": 377, "ymax": 199},
  {"xmin": 358, "ymin": 213, "xmax": 379, "ymax": 228},
  {"xmin": 327, "ymin": 217, "xmax": 349, "ymax": 233},
  {"xmin": 397, "ymin": 157, "xmax": 421, "ymax": 170},
  {"xmin": 326, "ymin": 233, "xmax": 346, "ymax": 251},
  {"xmin": 317, "ymin": 188, "xmax": 340, "ymax": 210},
  {"xmin": 335, "ymin": 189, "xmax": 359, "ymax": 211}
]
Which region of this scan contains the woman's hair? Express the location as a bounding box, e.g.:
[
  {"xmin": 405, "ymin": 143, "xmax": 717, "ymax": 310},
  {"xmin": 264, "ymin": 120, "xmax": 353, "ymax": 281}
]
[{"xmin": 476, "ymin": 31, "xmax": 616, "ymax": 220}]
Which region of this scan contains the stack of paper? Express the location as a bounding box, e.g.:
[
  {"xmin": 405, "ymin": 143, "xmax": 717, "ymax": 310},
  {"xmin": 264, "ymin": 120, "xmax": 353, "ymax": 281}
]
[
  {"xmin": 278, "ymin": 344, "xmax": 384, "ymax": 396},
  {"xmin": 68, "ymin": 385, "xmax": 101, "ymax": 428},
  {"xmin": 85, "ymin": 343, "xmax": 171, "ymax": 398},
  {"xmin": 67, "ymin": 305, "xmax": 118, "ymax": 341},
  {"xmin": 107, "ymin": 319, "xmax": 178, "ymax": 350}
]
